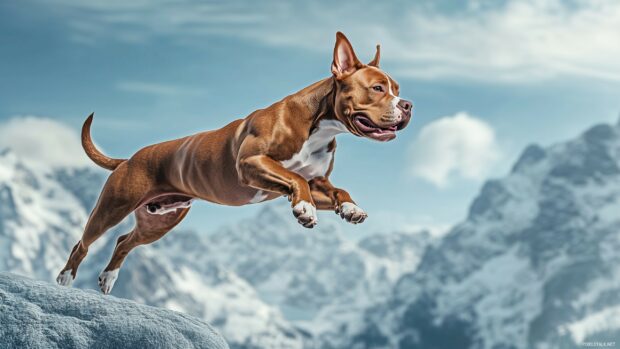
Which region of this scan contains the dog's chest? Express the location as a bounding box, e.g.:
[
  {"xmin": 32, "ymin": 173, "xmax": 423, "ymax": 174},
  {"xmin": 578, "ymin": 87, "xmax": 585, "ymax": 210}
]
[{"xmin": 281, "ymin": 120, "xmax": 347, "ymax": 180}]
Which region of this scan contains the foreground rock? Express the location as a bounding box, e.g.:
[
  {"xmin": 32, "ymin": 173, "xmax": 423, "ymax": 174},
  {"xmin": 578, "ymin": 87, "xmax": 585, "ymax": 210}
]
[{"xmin": 0, "ymin": 272, "xmax": 229, "ymax": 349}]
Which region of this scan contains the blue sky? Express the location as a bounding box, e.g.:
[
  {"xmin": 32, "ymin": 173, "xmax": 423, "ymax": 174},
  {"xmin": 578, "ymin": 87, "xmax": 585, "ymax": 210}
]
[{"xmin": 1, "ymin": 0, "xmax": 619, "ymax": 235}]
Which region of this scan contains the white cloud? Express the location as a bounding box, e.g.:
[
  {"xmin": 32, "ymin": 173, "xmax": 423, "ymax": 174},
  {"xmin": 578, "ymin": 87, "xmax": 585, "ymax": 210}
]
[
  {"xmin": 0, "ymin": 116, "xmax": 92, "ymax": 169},
  {"xmin": 409, "ymin": 112, "xmax": 500, "ymax": 187},
  {"xmin": 31, "ymin": 0, "xmax": 620, "ymax": 82}
]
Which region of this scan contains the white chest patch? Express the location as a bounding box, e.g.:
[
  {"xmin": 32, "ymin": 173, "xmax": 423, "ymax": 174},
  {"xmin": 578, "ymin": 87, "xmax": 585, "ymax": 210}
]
[{"xmin": 281, "ymin": 119, "xmax": 348, "ymax": 180}]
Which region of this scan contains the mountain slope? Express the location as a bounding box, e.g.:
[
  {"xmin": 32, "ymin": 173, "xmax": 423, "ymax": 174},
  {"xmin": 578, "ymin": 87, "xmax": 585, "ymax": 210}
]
[
  {"xmin": 0, "ymin": 145, "xmax": 433, "ymax": 349},
  {"xmin": 0, "ymin": 149, "xmax": 98, "ymax": 281},
  {"xmin": 0, "ymin": 150, "xmax": 303, "ymax": 349},
  {"xmin": 350, "ymin": 121, "xmax": 620, "ymax": 348},
  {"xmin": 202, "ymin": 202, "xmax": 433, "ymax": 340}
]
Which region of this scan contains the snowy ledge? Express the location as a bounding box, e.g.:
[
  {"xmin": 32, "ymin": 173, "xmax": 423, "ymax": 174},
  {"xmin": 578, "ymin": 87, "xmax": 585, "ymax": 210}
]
[{"xmin": 0, "ymin": 272, "xmax": 229, "ymax": 349}]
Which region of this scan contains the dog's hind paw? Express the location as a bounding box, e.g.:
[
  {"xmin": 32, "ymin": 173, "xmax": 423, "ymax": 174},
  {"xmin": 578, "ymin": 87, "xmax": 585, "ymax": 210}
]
[
  {"xmin": 338, "ymin": 202, "xmax": 367, "ymax": 224},
  {"xmin": 292, "ymin": 200, "xmax": 317, "ymax": 228},
  {"xmin": 98, "ymin": 269, "xmax": 119, "ymax": 295},
  {"xmin": 56, "ymin": 270, "xmax": 74, "ymax": 287}
]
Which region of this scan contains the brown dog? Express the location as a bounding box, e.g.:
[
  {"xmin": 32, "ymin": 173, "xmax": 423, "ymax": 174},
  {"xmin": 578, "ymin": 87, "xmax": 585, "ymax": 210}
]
[{"xmin": 56, "ymin": 32, "xmax": 412, "ymax": 294}]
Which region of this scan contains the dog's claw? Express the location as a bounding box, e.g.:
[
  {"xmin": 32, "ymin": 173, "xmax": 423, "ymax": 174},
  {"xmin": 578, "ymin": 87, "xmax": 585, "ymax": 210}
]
[
  {"xmin": 338, "ymin": 202, "xmax": 367, "ymax": 224},
  {"xmin": 293, "ymin": 200, "xmax": 317, "ymax": 228}
]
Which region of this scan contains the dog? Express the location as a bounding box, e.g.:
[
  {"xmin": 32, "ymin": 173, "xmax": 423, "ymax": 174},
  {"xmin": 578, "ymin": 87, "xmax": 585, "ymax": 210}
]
[{"xmin": 56, "ymin": 32, "xmax": 413, "ymax": 294}]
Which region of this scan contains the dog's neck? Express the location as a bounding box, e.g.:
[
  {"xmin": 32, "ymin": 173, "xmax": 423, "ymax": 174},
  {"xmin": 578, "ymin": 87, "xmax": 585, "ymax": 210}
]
[{"xmin": 291, "ymin": 77, "xmax": 340, "ymax": 130}]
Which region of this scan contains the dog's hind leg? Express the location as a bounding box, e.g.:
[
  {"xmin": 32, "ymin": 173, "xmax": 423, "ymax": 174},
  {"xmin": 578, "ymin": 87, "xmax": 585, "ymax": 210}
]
[
  {"xmin": 56, "ymin": 163, "xmax": 152, "ymax": 286},
  {"xmin": 98, "ymin": 202, "xmax": 190, "ymax": 294}
]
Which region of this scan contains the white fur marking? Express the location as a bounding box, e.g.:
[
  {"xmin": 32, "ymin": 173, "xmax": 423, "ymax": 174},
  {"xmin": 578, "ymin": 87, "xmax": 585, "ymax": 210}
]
[
  {"xmin": 293, "ymin": 200, "xmax": 318, "ymax": 227},
  {"xmin": 56, "ymin": 269, "xmax": 74, "ymax": 286},
  {"xmin": 281, "ymin": 119, "xmax": 348, "ymax": 180},
  {"xmin": 249, "ymin": 190, "xmax": 269, "ymax": 204},
  {"xmin": 147, "ymin": 200, "xmax": 192, "ymax": 215},
  {"xmin": 386, "ymin": 76, "xmax": 402, "ymax": 119},
  {"xmin": 339, "ymin": 202, "xmax": 367, "ymax": 224},
  {"xmin": 98, "ymin": 269, "xmax": 119, "ymax": 295}
]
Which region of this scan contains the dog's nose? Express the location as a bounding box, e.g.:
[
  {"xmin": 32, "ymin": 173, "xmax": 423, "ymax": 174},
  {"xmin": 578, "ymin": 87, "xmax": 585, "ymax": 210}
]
[{"xmin": 397, "ymin": 99, "xmax": 413, "ymax": 114}]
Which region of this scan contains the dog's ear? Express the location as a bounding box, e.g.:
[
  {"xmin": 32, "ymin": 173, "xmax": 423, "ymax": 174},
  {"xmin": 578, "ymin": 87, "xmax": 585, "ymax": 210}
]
[
  {"xmin": 368, "ymin": 44, "xmax": 380, "ymax": 67},
  {"xmin": 331, "ymin": 32, "xmax": 363, "ymax": 79}
]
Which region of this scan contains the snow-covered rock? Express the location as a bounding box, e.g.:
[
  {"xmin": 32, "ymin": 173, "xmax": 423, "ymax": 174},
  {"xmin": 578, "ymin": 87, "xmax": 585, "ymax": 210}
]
[
  {"xmin": 349, "ymin": 121, "xmax": 620, "ymax": 349},
  {"xmin": 76, "ymin": 230, "xmax": 306, "ymax": 349},
  {"xmin": 0, "ymin": 272, "xmax": 228, "ymax": 349}
]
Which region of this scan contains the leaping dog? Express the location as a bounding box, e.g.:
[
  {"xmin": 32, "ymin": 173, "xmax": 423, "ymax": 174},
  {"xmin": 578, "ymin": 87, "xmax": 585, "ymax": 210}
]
[{"xmin": 57, "ymin": 32, "xmax": 413, "ymax": 294}]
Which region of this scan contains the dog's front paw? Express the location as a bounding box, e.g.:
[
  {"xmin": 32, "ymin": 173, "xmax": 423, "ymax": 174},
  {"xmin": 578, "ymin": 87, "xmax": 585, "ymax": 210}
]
[
  {"xmin": 292, "ymin": 200, "xmax": 317, "ymax": 228},
  {"xmin": 56, "ymin": 269, "xmax": 74, "ymax": 287},
  {"xmin": 338, "ymin": 202, "xmax": 367, "ymax": 224},
  {"xmin": 98, "ymin": 269, "xmax": 119, "ymax": 295}
]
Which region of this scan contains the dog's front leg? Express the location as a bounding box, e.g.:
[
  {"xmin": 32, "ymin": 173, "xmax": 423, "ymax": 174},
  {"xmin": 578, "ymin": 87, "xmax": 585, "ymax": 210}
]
[
  {"xmin": 309, "ymin": 177, "xmax": 367, "ymax": 224},
  {"xmin": 238, "ymin": 154, "xmax": 317, "ymax": 228}
]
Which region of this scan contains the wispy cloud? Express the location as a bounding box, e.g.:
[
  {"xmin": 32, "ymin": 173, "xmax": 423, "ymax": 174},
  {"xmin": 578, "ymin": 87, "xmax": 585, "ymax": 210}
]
[
  {"xmin": 27, "ymin": 0, "xmax": 620, "ymax": 83},
  {"xmin": 0, "ymin": 116, "xmax": 92, "ymax": 169},
  {"xmin": 116, "ymin": 81, "xmax": 206, "ymax": 97},
  {"xmin": 409, "ymin": 112, "xmax": 500, "ymax": 187}
]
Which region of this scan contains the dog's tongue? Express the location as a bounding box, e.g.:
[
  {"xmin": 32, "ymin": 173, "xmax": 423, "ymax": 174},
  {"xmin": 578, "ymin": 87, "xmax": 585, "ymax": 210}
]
[
  {"xmin": 354, "ymin": 116, "xmax": 398, "ymax": 133},
  {"xmin": 369, "ymin": 128, "xmax": 396, "ymax": 141},
  {"xmin": 354, "ymin": 117, "xmax": 377, "ymax": 133}
]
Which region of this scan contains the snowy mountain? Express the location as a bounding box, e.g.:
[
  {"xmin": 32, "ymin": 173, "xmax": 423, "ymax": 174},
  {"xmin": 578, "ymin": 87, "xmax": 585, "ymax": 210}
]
[
  {"xmin": 0, "ymin": 272, "xmax": 229, "ymax": 349},
  {"xmin": 0, "ymin": 146, "xmax": 432, "ymax": 349},
  {"xmin": 203, "ymin": 203, "xmax": 433, "ymax": 340},
  {"xmin": 0, "ymin": 149, "xmax": 97, "ymax": 281},
  {"xmin": 349, "ymin": 121, "xmax": 620, "ymax": 349},
  {"xmin": 206, "ymin": 204, "xmax": 430, "ymax": 314},
  {"xmin": 0, "ymin": 149, "xmax": 303, "ymax": 349}
]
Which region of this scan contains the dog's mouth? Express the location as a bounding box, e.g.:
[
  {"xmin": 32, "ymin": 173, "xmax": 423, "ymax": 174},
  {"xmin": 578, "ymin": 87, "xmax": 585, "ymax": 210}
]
[{"xmin": 353, "ymin": 114, "xmax": 405, "ymax": 142}]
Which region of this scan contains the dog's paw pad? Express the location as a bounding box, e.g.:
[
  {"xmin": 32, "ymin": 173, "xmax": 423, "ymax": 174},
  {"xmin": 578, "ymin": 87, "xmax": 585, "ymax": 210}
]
[
  {"xmin": 292, "ymin": 200, "xmax": 317, "ymax": 228},
  {"xmin": 56, "ymin": 270, "xmax": 74, "ymax": 287},
  {"xmin": 339, "ymin": 202, "xmax": 367, "ymax": 224},
  {"xmin": 98, "ymin": 269, "xmax": 119, "ymax": 295}
]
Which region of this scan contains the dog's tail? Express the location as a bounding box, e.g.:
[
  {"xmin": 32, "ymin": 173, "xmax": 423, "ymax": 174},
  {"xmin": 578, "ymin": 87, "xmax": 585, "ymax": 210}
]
[{"xmin": 82, "ymin": 113, "xmax": 126, "ymax": 171}]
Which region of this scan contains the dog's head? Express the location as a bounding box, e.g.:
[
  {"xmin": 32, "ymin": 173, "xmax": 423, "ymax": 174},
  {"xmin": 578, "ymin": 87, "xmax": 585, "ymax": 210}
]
[{"xmin": 331, "ymin": 32, "xmax": 412, "ymax": 142}]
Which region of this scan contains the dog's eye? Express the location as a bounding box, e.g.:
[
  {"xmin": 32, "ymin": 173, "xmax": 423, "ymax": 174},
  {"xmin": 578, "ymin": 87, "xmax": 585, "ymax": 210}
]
[{"xmin": 372, "ymin": 85, "xmax": 384, "ymax": 92}]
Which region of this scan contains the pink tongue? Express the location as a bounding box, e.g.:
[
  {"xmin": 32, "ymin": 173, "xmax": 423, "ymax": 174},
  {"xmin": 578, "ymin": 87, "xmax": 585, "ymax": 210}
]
[
  {"xmin": 355, "ymin": 119, "xmax": 377, "ymax": 132},
  {"xmin": 372, "ymin": 129, "xmax": 394, "ymax": 135},
  {"xmin": 355, "ymin": 117, "xmax": 398, "ymax": 133}
]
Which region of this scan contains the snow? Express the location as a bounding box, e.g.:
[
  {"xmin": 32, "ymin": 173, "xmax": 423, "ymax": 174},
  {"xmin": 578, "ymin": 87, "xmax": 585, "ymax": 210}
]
[
  {"xmin": 564, "ymin": 305, "xmax": 620, "ymax": 344},
  {"xmin": 0, "ymin": 272, "xmax": 228, "ymax": 349}
]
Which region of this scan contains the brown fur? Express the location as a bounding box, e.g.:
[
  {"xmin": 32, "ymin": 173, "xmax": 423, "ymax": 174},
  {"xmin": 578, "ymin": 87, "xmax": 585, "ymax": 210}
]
[{"xmin": 57, "ymin": 32, "xmax": 412, "ymax": 290}]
